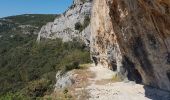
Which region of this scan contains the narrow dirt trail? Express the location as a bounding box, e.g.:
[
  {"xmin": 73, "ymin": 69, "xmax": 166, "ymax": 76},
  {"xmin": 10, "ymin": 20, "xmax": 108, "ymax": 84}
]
[
  {"xmin": 84, "ymin": 64, "xmax": 170, "ymax": 100},
  {"xmin": 51, "ymin": 64, "xmax": 170, "ymax": 100}
]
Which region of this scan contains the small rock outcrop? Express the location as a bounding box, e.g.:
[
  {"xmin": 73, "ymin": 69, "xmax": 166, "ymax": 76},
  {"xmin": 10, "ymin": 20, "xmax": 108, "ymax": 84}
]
[
  {"xmin": 37, "ymin": 0, "xmax": 92, "ymax": 45},
  {"xmin": 91, "ymin": 0, "xmax": 170, "ymax": 91},
  {"xmin": 55, "ymin": 71, "xmax": 75, "ymax": 89}
]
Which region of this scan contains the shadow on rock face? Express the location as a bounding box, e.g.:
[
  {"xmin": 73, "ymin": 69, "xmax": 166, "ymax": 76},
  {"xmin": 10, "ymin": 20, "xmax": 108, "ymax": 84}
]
[
  {"xmin": 122, "ymin": 56, "xmax": 142, "ymax": 84},
  {"xmin": 144, "ymin": 85, "xmax": 170, "ymax": 100},
  {"xmin": 121, "ymin": 56, "xmax": 170, "ymax": 100}
]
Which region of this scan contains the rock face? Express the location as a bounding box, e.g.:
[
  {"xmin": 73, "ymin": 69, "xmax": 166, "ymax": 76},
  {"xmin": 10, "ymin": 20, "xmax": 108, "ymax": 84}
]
[
  {"xmin": 91, "ymin": 0, "xmax": 170, "ymax": 91},
  {"xmin": 37, "ymin": 0, "xmax": 92, "ymax": 45}
]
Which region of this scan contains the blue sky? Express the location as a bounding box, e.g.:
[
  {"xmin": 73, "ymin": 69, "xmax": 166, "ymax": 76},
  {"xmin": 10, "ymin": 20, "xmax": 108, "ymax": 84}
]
[{"xmin": 0, "ymin": 0, "xmax": 73, "ymax": 18}]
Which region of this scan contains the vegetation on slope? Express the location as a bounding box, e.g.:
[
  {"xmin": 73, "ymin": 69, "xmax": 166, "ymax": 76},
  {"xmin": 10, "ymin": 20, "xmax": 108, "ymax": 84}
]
[{"xmin": 0, "ymin": 14, "xmax": 91, "ymax": 99}]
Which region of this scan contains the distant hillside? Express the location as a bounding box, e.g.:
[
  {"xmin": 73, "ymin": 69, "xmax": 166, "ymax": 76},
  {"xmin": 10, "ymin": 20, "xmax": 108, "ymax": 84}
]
[{"xmin": 0, "ymin": 14, "xmax": 57, "ymax": 34}]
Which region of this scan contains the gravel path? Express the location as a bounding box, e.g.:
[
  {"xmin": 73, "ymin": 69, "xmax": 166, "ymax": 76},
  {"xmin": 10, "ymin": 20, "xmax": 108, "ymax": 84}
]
[{"xmin": 86, "ymin": 64, "xmax": 170, "ymax": 100}]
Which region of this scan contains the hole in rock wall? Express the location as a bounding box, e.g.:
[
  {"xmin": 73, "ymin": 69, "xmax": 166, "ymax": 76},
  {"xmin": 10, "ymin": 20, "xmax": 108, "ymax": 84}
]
[
  {"xmin": 92, "ymin": 56, "xmax": 98, "ymax": 66},
  {"xmin": 122, "ymin": 56, "xmax": 142, "ymax": 84}
]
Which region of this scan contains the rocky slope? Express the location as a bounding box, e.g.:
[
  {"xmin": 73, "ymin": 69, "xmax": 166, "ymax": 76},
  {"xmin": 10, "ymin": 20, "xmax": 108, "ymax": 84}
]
[
  {"xmin": 91, "ymin": 0, "xmax": 170, "ymax": 91},
  {"xmin": 37, "ymin": 0, "xmax": 92, "ymax": 45}
]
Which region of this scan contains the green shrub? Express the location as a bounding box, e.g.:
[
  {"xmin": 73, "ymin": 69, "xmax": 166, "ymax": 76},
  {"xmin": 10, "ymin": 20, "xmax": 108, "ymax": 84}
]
[
  {"xmin": 75, "ymin": 22, "xmax": 83, "ymax": 32},
  {"xmin": 75, "ymin": 16, "xmax": 90, "ymax": 32},
  {"xmin": 63, "ymin": 88, "xmax": 69, "ymax": 94},
  {"xmin": 0, "ymin": 92, "xmax": 28, "ymax": 100},
  {"xmin": 80, "ymin": 0, "xmax": 87, "ymax": 3},
  {"xmin": 63, "ymin": 61, "xmax": 80, "ymax": 72},
  {"xmin": 21, "ymin": 79, "xmax": 51, "ymax": 98},
  {"xmin": 83, "ymin": 16, "xmax": 90, "ymax": 28}
]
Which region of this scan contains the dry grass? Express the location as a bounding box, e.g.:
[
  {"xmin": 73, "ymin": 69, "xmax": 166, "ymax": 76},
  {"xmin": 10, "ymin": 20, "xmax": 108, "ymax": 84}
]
[
  {"xmin": 44, "ymin": 89, "xmax": 74, "ymax": 100},
  {"xmin": 112, "ymin": 74, "xmax": 122, "ymax": 82}
]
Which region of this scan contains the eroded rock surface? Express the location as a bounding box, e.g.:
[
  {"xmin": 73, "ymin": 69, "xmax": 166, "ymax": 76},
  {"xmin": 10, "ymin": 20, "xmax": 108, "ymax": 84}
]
[
  {"xmin": 91, "ymin": 0, "xmax": 170, "ymax": 91},
  {"xmin": 37, "ymin": 0, "xmax": 92, "ymax": 46}
]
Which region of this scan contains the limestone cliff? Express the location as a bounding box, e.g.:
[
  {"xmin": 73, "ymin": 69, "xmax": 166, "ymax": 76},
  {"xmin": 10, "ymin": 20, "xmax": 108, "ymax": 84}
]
[
  {"xmin": 37, "ymin": 0, "xmax": 92, "ymax": 45},
  {"xmin": 91, "ymin": 0, "xmax": 170, "ymax": 91}
]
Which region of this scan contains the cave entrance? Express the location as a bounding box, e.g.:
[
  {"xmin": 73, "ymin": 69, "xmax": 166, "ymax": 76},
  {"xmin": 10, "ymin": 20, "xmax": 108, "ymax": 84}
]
[
  {"xmin": 111, "ymin": 60, "xmax": 117, "ymax": 71},
  {"xmin": 122, "ymin": 56, "xmax": 142, "ymax": 84},
  {"xmin": 132, "ymin": 69, "xmax": 142, "ymax": 84}
]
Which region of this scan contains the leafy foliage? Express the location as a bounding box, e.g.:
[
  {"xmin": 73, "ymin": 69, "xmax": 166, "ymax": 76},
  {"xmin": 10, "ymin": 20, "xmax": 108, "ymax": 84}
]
[
  {"xmin": 75, "ymin": 22, "xmax": 83, "ymax": 32},
  {"xmin": 0, "ymin": 92, "xmax": 28, "ymax": 100}
]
